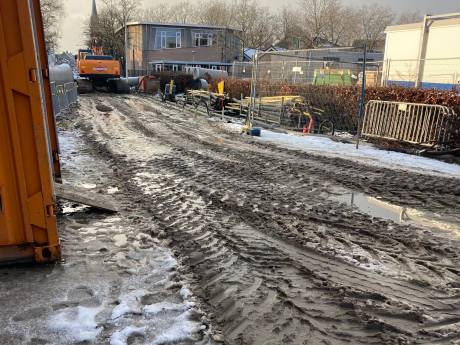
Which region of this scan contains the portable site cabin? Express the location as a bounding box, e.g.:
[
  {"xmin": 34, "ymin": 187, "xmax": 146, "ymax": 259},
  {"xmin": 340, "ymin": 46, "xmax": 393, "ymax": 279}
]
[{"xmin": 383, "ymin": 13, "xmax": 460, "ymax": 90}]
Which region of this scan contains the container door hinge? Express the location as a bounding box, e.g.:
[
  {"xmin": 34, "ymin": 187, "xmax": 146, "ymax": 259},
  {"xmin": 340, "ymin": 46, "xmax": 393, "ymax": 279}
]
[
  {"xmin": 45, "ymin": 204, "xmax": 55, "ymax": 217},
  {"xmin": 29, "ymin": 68, "xmax": 37, "ymax": 82},
  {"xmin": 0, "ymin": 191, "xmax": 3, "ymax": 213}
]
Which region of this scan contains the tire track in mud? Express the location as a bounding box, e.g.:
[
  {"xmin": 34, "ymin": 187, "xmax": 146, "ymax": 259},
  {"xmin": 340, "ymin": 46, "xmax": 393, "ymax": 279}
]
[
  {"xmin": 114, "ymin": 95, "xmax": 460, "ymax": 215},
  {"xmin": 107, "ymin": 96, "xmax": 460, "ymax": 283},
  {"xmin": 75, "ymin": 94, "xmax": 460, "ymax": 345}
]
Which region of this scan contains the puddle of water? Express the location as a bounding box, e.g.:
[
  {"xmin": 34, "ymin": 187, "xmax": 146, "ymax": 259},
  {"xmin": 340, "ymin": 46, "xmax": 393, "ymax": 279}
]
[{"xmin": 328, "ymin": 190, "xmax": 460, "ymax": 238}]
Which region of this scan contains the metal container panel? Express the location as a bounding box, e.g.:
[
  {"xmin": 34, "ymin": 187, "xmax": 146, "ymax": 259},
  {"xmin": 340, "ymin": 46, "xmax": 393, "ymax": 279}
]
[{"xmin": 0, "ymin": 0, "xmax": 60, "ymax": 264}]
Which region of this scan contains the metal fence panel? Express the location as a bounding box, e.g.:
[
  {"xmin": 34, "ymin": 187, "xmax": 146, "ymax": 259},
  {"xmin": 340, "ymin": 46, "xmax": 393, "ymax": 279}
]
[
  {"xmin": 50, "ymin": 81, "xmax": 78, "ymax": 116},
  {"xmin": 362, "ymin": 100, "xmax": 455, "ymax": 146}
]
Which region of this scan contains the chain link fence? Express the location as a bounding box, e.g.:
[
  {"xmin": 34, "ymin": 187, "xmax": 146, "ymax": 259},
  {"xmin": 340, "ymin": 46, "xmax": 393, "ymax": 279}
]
[
  {"xmin": 231, "ymin": 56, "xmax": 460, "ymax": 91},
  {"xmin": 225, "ymin": 52, "xmax": 460, "ymax": 142}
]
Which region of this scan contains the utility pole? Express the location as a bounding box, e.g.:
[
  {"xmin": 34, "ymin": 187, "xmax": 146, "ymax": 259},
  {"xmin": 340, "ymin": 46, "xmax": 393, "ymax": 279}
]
[
  {"xmin": 125, "ymin": 19, "xmax": 128, "ymax": 79},
  {"xmin": 356, "ymin": 42, "xmax": 367, "ymax": 150}
]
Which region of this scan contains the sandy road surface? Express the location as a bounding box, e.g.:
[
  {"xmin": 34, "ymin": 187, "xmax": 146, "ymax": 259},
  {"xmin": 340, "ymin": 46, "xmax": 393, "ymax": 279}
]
[{"xmin": 61, "ymin": 93, "xmax": 459, "ymax": 344}]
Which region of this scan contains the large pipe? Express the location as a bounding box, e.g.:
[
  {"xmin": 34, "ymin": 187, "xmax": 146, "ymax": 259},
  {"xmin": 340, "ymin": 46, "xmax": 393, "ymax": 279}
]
[
  {"xmin": 191, "ymin": 67, "xmax": 228, "ymax": 80},
  {"xmin": 120, "ymin": 77, "xmax": 140, "ymax": 87},
  {"xmin": 49, "ymin": 63, "xmax": 74, "ymax": 85}
]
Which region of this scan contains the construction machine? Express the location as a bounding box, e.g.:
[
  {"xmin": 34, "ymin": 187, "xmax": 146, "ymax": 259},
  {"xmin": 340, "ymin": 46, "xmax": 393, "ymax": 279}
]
[{"xmin": 76, "ymin": 49, "xmax": 123, "ymax": 93}]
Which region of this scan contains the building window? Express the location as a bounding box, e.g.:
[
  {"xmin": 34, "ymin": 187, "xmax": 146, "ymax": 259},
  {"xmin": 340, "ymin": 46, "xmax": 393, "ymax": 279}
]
[
  {"xmin": 194, "ymin": 33, "xmax": 213, "ymax": 47},
  {"xmin": 172, "ymin": 65, "xmax": 179, "ymax": 72},
  {"xmin": 323, "ymin": 57, "xmax": 340, "ymax": 62},
  {"xmin": 176, "ymin": 32, "xmax": 181, "ymax": 48},
  {"xmin": 155, "ymin": 64, "xmax": 163, "ymax": 72},
  {"xmin": 158, "ymin": 29, "xmax": 181, "ymax": 49}
]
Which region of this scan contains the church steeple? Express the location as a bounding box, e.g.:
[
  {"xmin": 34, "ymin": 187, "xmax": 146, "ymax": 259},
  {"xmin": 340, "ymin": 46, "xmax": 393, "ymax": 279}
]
[
  {"xmin": 90, "ymin": 0, "xmax": 99, "ymax": 51},
  {"xmin": 91, "ymin": 0, "xmax": 98, "ymax": 19}
]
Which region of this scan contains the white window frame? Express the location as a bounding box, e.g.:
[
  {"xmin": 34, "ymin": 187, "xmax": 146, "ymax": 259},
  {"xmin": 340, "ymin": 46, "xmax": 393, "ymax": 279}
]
[
  {"xmin": 176, "ymin": 32, "xmax": 181, "ymax": 48},
  {"xmin": 160, "ymin": 31, "xmax": 167, "ymax": 49},
  {"xmin": 155, "ymin": 64, "xmax": 163, "ymax": 72},
  {"xmin": 194, "ymin": 32, "xmax": 213, "ymax": 47},
  {"xmin": 194, "ymin": 33, "xmax": 200, "ymax": 47},
  {"xmin": 160, "ymin": 30, "xmax": 181, "ymax": 49},
  {"xmin": 172, "ymin": 65, "xmax": 179, "ymax": 72}
]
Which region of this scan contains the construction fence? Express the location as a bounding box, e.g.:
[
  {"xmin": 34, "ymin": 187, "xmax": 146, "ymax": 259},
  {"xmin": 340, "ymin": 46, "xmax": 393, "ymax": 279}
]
[
  {"xmin": 50, "ymin": 81, "xmax": 78, "ymax": 116},
  {"xmin": 230, "ymin": 56, "xmax": 460, "ymax": 91},
  {"xmin": 209, "ymin": 51, "xmax": 460, "ymax": 148}
]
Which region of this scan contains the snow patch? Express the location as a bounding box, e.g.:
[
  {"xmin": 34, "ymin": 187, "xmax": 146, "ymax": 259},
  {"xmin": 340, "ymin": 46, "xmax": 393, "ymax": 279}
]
[
  {"xmin": 111, "ymin": 290, "xmax": 147, "ymax": 320},
  {"xmin": 78, "ymin": 183, "xmax": 97, "ymax": 189},
  {"xmin": 48, "ymin": 306, "xmax": 102, "ymax": 342},
  {"xmin": 62, "ymin": 204, "xmax": 89, "ymax": 214},
  {"xmin": 113, "ymin": 234, "xmax": 128, "ymax": 247},
  {"xmin": 108, "ymin": 187, "xmax": 119, "ymax": 194},
  {"xmin": 143, "ymin": 302, "xmax": 187, "ymax": 315},
  {"xmin": 224, "ymin": 123, "xmax": 460, "ymax": 177},
  {"xmin": 180, "ymin": 286, "xmax": 193, "ymax": 300},
  {"xmin": 153, "ymin": 310, "xmax": 205, "ymax": 345},
  {"xmin": 110, "ymin": 326, "xmax": 146, "ymax": 345}
]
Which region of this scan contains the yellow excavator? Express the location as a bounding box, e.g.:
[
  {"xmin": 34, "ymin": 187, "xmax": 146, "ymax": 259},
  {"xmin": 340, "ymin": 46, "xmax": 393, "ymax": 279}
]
[{"xmin": 0, "ymin": 0, "xmax": 61, "ymax": 264}]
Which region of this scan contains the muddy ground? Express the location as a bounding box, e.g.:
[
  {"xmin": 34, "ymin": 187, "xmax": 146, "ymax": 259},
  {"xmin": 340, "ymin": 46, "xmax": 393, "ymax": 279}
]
[{"xmin": 2, "ymin": 93, "xmax": 460, "ymax": 345}]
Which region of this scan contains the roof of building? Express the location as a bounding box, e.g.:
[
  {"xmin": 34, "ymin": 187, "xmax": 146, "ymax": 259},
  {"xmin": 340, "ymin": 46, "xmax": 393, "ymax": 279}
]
[
  {"xmin": 243, "ymin": 46, "xmax": 287, "ymax": 60},
  {"xmin": 124, "ymin": 21, "xmax": 240, "ymax": 31},
  {"xmin": 386, "ymin": 15, "xmax": 460, "ymax": 32},
  {"xmin": 148, "ymin": 60, "xmax": 233, "ymax": 66}
]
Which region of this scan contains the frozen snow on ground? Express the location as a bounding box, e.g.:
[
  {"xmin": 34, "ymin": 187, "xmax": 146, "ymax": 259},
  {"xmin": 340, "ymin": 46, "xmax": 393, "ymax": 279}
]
[
  {"xmin": 49, "ymin": 306, "xmax": 103, "ymax": 342},
  {"xmin": 153, "ymin": 310, "xmax": 207, "ymax": 345},
  {"xmin": 223, "ymin": 123, "xmax": 460, "ymax": 178},
  {"xmin": 110, "ymin": 326, "xmax": 146, "ymax": 345},
  {"xmin": 180, "ymin": 286, "xmax": 193, "ymax": 300},
  {"xmin": 108, "ymin": 187, "xmax": 119, "ymax": 194},
  {"xmin": 143, "ymin": 302, "xmax": 188, "ymax": 315},
  {"xmin": 111, "ymin": 289, "xmax": 147, "ymax": 320}
]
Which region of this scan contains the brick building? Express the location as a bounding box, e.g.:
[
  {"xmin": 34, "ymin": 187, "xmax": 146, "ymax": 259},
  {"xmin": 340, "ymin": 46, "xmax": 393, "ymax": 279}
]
[{"xmin": 122, "ymin": 22, "xmax": 242, "ymax": 75}]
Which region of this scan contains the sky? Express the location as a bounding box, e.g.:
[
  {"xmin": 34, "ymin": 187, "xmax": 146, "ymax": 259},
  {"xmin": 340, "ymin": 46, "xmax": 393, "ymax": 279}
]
[{"xmin": 60, "ymin": 0, "xmax": 460, "ymax": 53}]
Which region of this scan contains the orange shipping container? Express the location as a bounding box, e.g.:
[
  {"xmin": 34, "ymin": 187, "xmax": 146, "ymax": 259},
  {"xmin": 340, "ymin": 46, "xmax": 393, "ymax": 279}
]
[{"xmin": 0, "ymin": 0, "xmax": 60, "ymax": 264}]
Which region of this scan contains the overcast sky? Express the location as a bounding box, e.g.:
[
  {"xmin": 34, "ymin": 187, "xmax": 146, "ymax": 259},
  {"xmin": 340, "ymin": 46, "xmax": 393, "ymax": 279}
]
[{"xmin": 60, "ymin": 0, "xmax": 460, "ymax": 53}]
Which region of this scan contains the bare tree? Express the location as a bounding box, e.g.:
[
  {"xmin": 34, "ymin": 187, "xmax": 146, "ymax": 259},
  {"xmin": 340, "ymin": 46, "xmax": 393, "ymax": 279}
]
[
  {"xmin": 113, "ymin": 0, "xmax": 140, "ymax": 27},
  {"xmin": 356, "ymin": 4, "xmax": 394, "ymax": 50},
  {"xmin": 233, "ymin": 0, "xmax": 278, "ymax": 49},
  {"xmin": 165, "ymin": 1, "xmax": 196, "ymax": 24},
  {"xmin": 84, "ymin": 0, "xmax": 140, "ymax": 59},
  {"xmin": 396, "ymin": 10, "xmax": 423, "ymax": 25},
  {"xmin": 277, "ymin": 7, "xmax": 307, "ymax": 49},
  {"xmin": 142, "ymin": 4, "xmax": 173, "ymax": 23},
  {"xmin": 40, "ymin": 0, "xmax": 64, "ymax": 52},
  {"xmin": 321, "ymin": 1, "xmax": 361, "ymax": 47},
  {"xmin": 297, "ymin": 0, "xmax": 330, "ymax": 44},
  {"xmin": 296, "ymin": 0, "xmax": 360, "ymax": 48},
  {"xmin": 195, "ymin": 0, "xmax": 235, "ymax": 27}
]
